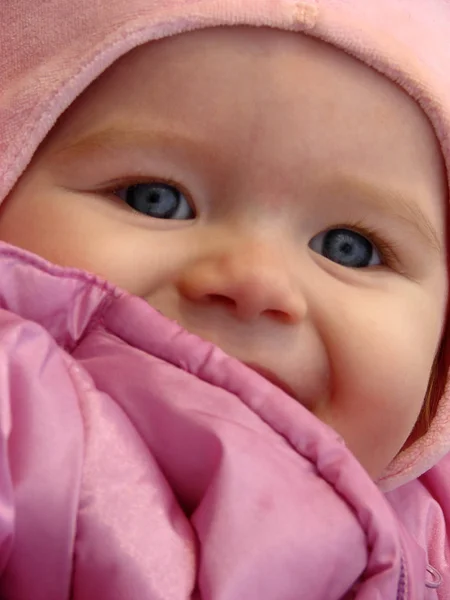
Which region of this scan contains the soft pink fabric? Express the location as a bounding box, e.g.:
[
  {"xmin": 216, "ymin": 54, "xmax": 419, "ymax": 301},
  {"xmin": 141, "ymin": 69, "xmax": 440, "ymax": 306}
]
[{"xmin": 2, "ymin": 0, "xmax": 450, "ymax": 597}]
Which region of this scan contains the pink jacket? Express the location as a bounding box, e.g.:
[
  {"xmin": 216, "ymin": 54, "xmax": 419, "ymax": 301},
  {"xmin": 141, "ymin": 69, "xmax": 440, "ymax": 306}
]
[
  {"xmin": 1, "ymin": 1, "xmax": 450, "ymax": 598},
  {"xmin": 0, "ymin": 243, "xmax": 443, "ymax": 599}
]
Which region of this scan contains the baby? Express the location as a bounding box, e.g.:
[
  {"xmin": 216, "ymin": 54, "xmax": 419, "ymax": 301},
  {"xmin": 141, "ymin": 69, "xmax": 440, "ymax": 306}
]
[{"xmin": 0, "ymin": 1, "xmax": 449, "ymax": 598}]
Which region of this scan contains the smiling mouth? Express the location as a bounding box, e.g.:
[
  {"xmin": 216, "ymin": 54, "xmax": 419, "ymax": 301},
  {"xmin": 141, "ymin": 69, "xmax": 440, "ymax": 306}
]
[{"xmin": 244, "ymin": 363, "xmax": 298, "ymax": 401}]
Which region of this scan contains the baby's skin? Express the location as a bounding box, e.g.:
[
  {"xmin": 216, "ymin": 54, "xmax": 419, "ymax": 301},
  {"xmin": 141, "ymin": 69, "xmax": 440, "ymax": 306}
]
[{"xmin": 0, "ymin": 27, "xmax": 447, "ymax": 478}]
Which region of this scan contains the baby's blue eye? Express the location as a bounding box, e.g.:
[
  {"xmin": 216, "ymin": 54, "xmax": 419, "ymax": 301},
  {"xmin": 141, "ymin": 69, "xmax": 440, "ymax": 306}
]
[
  {"xmin": 116, "ymin": 182, "xmax": 195, "ymax": 220},
  {"xmin": 309, "ymin": 228, "xmax": 381, "ymax": 268}
]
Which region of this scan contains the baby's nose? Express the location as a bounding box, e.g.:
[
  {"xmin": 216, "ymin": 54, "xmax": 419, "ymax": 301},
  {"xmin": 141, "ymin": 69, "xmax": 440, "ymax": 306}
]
[{"xmin": 177, "ymin": 241, "xmax": 306, "ymax": 323}]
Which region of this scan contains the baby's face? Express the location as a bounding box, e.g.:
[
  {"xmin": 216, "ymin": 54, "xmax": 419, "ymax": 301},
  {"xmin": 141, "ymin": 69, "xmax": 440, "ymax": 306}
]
[{"xmin": 1, "ymin": 27, "xmax": 447, "ymax": 478}]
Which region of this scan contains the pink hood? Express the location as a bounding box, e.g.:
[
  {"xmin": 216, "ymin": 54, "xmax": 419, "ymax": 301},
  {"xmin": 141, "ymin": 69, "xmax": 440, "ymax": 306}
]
[{"xmin": 1, "ymin": 0, "xmax": 450, "ymax": 598}]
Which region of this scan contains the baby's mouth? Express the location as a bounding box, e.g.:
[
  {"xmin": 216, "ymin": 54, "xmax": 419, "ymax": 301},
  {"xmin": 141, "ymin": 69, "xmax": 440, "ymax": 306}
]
[{"xmin": 244, "ymin": 362, "xmax": 299, "ymax": 401}]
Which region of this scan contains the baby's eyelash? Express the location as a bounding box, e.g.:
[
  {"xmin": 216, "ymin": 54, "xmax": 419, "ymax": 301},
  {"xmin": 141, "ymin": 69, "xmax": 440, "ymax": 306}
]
[
  {"xmin": 103, "ymin": 176, "xmax": 190, "ymax": 196},
  {"xmin": 339, "ymin": 219, "xmax": 402, "ymax": 268}
]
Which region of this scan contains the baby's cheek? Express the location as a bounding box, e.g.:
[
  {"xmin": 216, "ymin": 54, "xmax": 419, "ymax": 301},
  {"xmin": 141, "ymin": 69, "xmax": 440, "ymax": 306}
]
[
  {"xmin": 316, "ymin": 298, "xmax": 436, "ymax": 478},
  {"xmin": 291, "ymin": 325, "xmax": 331, "ymax": 411},
  {"xmin": 326, "ymin": 363, "xmax": 426, "ymax": 478}
]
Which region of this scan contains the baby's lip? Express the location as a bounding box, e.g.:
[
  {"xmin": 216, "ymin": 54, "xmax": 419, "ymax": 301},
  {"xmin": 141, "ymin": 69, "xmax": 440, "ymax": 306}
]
[{"xmin": 244, "ymin": 362, "xmax": 299, "ymax": 401}]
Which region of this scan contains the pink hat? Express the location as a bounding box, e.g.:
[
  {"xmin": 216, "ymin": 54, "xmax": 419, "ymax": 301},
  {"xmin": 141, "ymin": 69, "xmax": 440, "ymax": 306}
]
[{"xmin": 1, "ymin": 0, "xmax": 450, "ymax": 490}]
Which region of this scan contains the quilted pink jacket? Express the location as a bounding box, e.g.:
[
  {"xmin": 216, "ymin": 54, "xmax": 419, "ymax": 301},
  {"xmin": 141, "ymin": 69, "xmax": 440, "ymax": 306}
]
[
  {"xmin": 2, "ymin": 0, "xmax": 450, "ymax": 598},
  {"xmin": 0, "ymin": 243, "xmax": 443, "ymax": 599}
]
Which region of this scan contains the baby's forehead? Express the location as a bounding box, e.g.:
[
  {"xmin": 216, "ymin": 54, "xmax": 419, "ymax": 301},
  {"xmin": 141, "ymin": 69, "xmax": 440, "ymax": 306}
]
[{"xmin": 42, "ymin": 27, "xmax": 432, "ymax": 151}]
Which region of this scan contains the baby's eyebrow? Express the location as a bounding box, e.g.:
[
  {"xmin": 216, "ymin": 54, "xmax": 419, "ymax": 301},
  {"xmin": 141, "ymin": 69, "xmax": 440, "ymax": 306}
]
[{"xmin": 50, "ymin": 125, "xmax": 206, "ymax": 164}]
